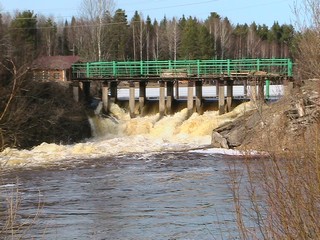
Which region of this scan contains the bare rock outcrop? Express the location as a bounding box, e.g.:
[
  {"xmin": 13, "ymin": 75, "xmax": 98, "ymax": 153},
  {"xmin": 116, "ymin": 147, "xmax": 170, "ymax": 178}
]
[{"xmin": 211, "ymin": 80, "xmax": 320, "ymax": 151}]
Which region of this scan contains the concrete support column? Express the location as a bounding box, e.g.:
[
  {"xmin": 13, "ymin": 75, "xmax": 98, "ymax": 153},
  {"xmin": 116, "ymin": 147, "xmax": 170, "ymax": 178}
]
[
  {"xmin": 218, "ymin": 80, "xmax": 225, "ymax": 115},
  {"xmin": 102, "ymin": 81, "xmax": 109, "ymax": 113},
  {"xmin": 166, "ymin": 81, "xmax": 174, "ymax": 115},
  {"xmin": 195, "ymin": 80, "xmax": 203, "ymax": 114},
  {"xmin": 187, "ymin": 81, "xmax": 194, "ymax": 116},
  {"xmin": 249, "ymin": 79, "xmax": 257, "ymax": 103},
  {"xmin": 243, "ymin": 79, "xmax": 248, "ymax": 98},
  {"xmin": 216, "ymin": 80, "xmax": 219, "ymax": 97},
  {"xmin": 226, "ymin": 80, "xmax": 233, "ymax": 112},
  {"xmin": 159, "ymin": 81, "xmax": 166, "ymax": 117},
  {"xmin": 72, "ymin": 81, "xmax": 80, "ymax": 102},
  {"xmin": 139, "ymin": 81, "xmax": 146, "ymax": 115},
  {"xmin": 129, "ymin": 81, "xmax": 135, "ymax": 118},
  {"xmin": 110, "ymin": 81, "xmax": 117, "ymax": 103},
  {"xmin": 175, "ymin": 80, "xmax": 179, "ymax": 99},
  {"xmin": 82, "ymin": 81, "xmax": 91, "ymax": 103},
  {"xmin": 258, "ymin": 78, "xmax": 265, "ymax": 101}
]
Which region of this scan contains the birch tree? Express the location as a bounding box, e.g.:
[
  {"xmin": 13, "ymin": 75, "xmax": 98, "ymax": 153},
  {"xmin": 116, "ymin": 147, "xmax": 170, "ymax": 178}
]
[
  {"xmin": 167, "ymin": 17, "xmax": 180, "ymax": 60},
  {"xmin": 220, "ymin": 17, "xmax": 232, "ymax": 59},
  {"xmin": 79, "ymin": 0, "xmax": 115, "ymax": 61}
]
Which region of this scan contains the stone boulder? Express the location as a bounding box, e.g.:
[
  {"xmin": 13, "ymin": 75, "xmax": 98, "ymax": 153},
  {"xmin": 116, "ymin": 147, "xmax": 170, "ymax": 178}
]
[{"xmin": 211, "ymin": 131, "xmax": 229, "ymax": 149}]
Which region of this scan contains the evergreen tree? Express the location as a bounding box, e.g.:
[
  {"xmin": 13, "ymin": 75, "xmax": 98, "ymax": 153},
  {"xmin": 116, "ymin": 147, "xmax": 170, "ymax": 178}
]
[
  {"xmin": 198, "ymin": 24, "xmax": 214, "ymax": 59},
  {"xmin": 68, "ymin": 17, "xmax": 78, "ymax": 56},
  {"xmin": 158, "ymin": 16, "xmax": 170, "ymax": 60},
  {"xmin": 257, "ymin": 24, "xmax": 269, "ymax": 41},
  {"xmin": 179, "ymin": 17, "xmax": 200, "ymax": 59},
  {"xmin": 10, "ymin": 10, "xmax": 38, "ymax": 66},
  {"xmin": 109, "ymin": 9, "xmax": 129, "ymax": 60},
  {"xmin": 57, "ymin": 20, "xmax": 70, "ymax": 55}
]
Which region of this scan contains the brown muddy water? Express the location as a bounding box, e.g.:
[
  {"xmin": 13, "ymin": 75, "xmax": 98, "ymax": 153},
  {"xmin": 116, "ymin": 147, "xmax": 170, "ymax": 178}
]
[
  {"xmin": 0, "ymin": 150, "xmax": 252, "ymax": 240},
  {"xmin": 0, "ymin": 102, "xmax": 262, "ymax": 239}
]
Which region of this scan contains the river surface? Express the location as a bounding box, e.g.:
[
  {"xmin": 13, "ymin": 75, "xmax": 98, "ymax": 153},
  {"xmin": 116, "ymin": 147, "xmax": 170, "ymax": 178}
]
[
  {"xmin": 0, "ymin": 102, "xmax": 261, "ymax": 239},
  {"xmin": 1, "ymin": 149, "xmax": 250, "ymax": 240}
]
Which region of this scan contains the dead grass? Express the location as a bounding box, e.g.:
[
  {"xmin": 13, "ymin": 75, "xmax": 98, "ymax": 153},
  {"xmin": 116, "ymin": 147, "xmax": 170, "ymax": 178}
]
[
  {"xmin": 231, "ymin": 82, "xmax": 320, "ymax": 239},
  {"xmin": 0, "ymin": 181, "xmax": 43, "ymax": 239}
]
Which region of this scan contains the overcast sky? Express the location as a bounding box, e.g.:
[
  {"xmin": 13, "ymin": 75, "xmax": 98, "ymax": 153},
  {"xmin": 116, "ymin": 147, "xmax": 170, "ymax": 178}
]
[{"xmin": 1, "ymin": 0, "xmax": 299, "ymax": 27}]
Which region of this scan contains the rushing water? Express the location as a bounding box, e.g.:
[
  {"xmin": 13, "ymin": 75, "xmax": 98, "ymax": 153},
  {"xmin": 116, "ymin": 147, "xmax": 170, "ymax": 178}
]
[{"xmin": 0, "ymin": 101, "xmax": 259, "ymax": 239}]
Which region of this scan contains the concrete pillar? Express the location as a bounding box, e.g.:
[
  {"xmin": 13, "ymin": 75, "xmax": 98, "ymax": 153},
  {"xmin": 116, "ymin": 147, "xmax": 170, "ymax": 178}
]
[
  {"xmin": 159, "ymin": 81, "xmax": 166, "ymax": 117},
  {"xmin": 187, "ymin": 81, "xmax": 194, "ymax": 116},
  {"xmin": 175, "ymin": 80, "xmax": 179, "ymax": 99},
  {"xmin": 72, "ymin": 81, "xmax": 80, "ymax": 102},
  {"xmin": 102, "ymin": 81, "xmax": 109, "ymax": 113},
  {"xmin": 195, "ymin": 80, "xmax": 203, "ymax": 114},
  {"xmin": 82, "ymin": 81, "xmax": 91, "ymax": 103},
  {"xmin": 166, "ymin": 81, "xmax": 174, "ymax": 115},
  {"xmin": 249, "ymin": 79, "xmax": 257, "ymax": 103},
  {"xmin": 129, "ymin": 81, "xmax": 135, "ymax": 118},
  {"xmin": 110, "ymin": 81, "xmax": 117, "ymax": 103},
  {"xmin": 216, "ymin": 80, "xmax": 219, "ymax": 97},
  {"xmin": 226, "ymin": 80, "xmax": 233, "ymax": 112},
  {"xmin": 139, "ymin": 81, "xmax": 146, "ymax": 115},
  {"xmin": 243, "ymin": 79, "xmax": 248, "ymax": 99},
  {"xmin": 218, "ymin": 80, "xmax": 225, "ymax": 115},
  {"xmin": 258, "ymin": 78, "xmax": 265, "ymax": 101}
]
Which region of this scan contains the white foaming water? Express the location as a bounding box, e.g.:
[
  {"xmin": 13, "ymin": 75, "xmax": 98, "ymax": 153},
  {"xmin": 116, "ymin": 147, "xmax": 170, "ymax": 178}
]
[{"xmin": 0, "ymin": 102, "xmax": 256, "ymax": 167}]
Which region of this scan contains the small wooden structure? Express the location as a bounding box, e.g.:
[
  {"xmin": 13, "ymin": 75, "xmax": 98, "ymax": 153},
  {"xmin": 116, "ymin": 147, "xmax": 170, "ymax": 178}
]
[{"xmin": 31, "ymin": 56, "xmax": 82, "ymax": 82}]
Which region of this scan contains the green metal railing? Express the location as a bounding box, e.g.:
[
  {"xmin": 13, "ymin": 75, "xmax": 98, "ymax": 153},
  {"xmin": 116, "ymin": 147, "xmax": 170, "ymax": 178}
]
[{"xmin": 72, "ymin": 58, "xmax": 293, "ymax": 79}]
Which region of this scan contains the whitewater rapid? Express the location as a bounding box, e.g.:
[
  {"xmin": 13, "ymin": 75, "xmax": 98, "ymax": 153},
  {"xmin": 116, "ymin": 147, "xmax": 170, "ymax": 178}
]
[{"xmin": 0, "ymin": 101, "xmax": 256, "ymax": 167}]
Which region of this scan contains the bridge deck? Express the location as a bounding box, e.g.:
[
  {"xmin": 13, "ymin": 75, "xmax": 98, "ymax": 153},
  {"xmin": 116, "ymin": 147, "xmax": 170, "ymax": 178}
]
[{"xmin": 72, "ymin": 58, "xmax": 293, "ymax": 81}]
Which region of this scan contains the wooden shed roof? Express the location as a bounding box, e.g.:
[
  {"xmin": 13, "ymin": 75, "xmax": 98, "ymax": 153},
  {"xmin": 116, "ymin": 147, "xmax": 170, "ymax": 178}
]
[{"xmin": 31, "ymin": 56, "xmax": 82, "ymax": 70}]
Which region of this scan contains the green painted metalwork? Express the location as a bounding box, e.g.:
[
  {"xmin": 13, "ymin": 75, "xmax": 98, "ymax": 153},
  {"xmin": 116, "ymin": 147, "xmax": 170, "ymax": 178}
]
[
  {"xmin": 72, "ymin": 58, "xmax": 293, "ymax": 79},
  {"xmin": 266, "ymin": 79, "xmax": 270, "ymax": 99}
]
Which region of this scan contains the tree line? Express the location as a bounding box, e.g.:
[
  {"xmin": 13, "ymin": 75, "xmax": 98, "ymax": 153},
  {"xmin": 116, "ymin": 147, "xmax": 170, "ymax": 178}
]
[{"xmin": 0, "ymin": 6, "xmax": 295, "ymax": 77}]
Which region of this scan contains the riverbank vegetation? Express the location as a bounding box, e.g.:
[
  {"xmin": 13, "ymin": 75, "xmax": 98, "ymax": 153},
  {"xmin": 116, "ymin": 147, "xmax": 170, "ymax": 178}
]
[
  {"xmin": 229, "ymin": 0, "xmax": 320, "ymax": 238},
  {"xmin": 0, "ymin": 68, "xmax": 91, "ymax": 150}
]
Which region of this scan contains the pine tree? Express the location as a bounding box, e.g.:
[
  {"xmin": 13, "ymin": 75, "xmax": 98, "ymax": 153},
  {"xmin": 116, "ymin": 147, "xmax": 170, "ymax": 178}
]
[
  {"xmin": 10, "ymin": 10, "xmax": 38, "ymax": 65},
  {"xmin": 109, "ymin": 9, "xmax": 129, "ymax": 60},
  {"xmin": 198, "ymin": 25, "xmax": 214, "ymax": 59},
  {"xmin": 180, "ymin": 17, "xmax": 200, "ymax": 59}
]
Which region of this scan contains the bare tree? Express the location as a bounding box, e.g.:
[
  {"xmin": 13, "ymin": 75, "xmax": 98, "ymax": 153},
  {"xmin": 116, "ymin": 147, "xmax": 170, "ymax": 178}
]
[
  {"xmin": 167, "ymin": 17, "xmax": 180, "ymax": 61},
  {"xmin": 220, "ymin": 17, "xmax": 232, "ymax": 59},
  {"xmin": 294, "ymin": 0, "xmax": 320, "ymax": 79},
  {"xmin": 79, "ymin": 0, "xmax": 115, "ymax": 61}
]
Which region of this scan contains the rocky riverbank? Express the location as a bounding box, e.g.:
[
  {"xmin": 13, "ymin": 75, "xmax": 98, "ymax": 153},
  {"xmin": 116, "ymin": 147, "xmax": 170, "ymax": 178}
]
[{"xmin": 212, "ymin": 80, "xmax": 320, "ymax": 153}]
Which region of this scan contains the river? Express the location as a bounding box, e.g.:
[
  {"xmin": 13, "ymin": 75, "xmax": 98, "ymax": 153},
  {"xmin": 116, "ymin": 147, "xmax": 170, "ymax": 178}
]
[{"xmin": 0, "ymin": 101, "xmax": 260, "ymax": 239}]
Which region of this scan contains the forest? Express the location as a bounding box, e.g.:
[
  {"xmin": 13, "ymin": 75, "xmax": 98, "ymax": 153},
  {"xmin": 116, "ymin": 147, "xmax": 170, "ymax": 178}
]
[{"xmin": 0, "ymin": 5, "xmax": 295, "ymax": 78}]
